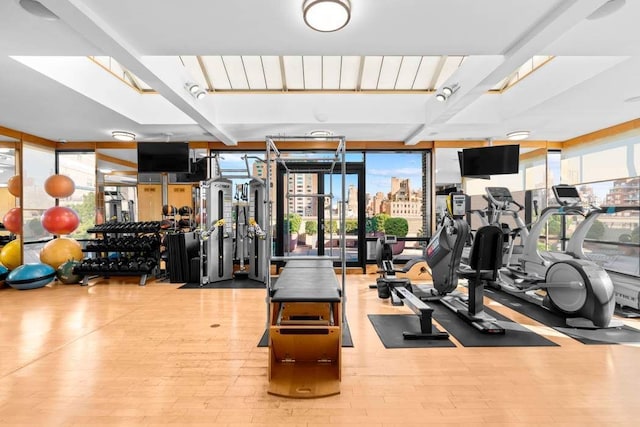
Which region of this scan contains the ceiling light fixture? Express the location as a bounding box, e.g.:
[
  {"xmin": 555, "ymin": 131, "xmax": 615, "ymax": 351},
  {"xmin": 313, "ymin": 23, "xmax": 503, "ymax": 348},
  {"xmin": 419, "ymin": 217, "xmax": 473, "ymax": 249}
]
[
  {"xmin": 309, "ymin": 130, "xmax": 334, "ymax": 137},
  {"xmin": 506, "ymin": 131, "xmax": 530, "ymax": 141},
  {"xmin": 587, "ymin": 0, "xmax": 626, "ymax": 20},
  {"xmin": 185, "ymin": 82, "xmax": 206, "ymax": 100},
  {"xmin": 111, "ymin": 131, "xmax": 136, "ymax": 142},
  {"xmin": 303, "ymin": 0, "xmax": 351, "ymax": 32},
  {"xmin": 186, "ymin": 83, "xmax": 200, "ymax": 94},
  {"xmin": 435, "ymin": 83, "xmax": 459, "ymax": 102}
]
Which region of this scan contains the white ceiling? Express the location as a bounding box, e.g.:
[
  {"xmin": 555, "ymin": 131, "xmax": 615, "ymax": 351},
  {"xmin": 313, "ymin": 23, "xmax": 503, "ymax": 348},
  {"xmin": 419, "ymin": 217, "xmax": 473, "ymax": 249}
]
[{"xmin": 0, "ymin": 0, "xmax": 639, "ymax": 145}]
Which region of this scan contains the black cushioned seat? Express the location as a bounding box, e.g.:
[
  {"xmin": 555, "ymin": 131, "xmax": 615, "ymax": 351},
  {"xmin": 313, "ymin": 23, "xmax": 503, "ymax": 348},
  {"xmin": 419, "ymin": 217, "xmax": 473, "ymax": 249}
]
[{"xmin": 271, "ymin": 260, "xmax": 341, "ymax": 302}]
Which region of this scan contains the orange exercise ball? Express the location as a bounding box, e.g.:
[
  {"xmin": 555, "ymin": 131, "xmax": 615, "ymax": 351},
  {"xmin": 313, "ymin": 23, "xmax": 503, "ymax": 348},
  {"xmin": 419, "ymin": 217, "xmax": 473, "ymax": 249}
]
[
  {"xmin": 41, "ymin": 206, "xmax": 80, "ymax": 235},
  {"xmin": 44, "ymin": 174, "xmax": 75, "ymax": 198},
  {"xmin": 7, "ymin": 175, "xmax": 21, "ymax": 197},
  {"xmin": 0, "ymin": 239, "xmax": 22, "ymax": 270},
  {"xmin": 2, "ymin": 207, "xmax": 22, "ymax": 235},
  {"xmin": 39, "ymin": 237, "xmax": 83, "ymax": 270}
]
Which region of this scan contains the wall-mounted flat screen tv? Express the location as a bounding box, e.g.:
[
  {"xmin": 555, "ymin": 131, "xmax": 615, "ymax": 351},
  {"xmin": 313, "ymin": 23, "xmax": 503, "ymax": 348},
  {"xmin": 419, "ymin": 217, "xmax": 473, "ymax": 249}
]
[
  {"xmin": 460, "ymin": 144, "xmax": 519, "ymax": 177},
  {"xmin": 174, "ymin": 158, "xmax": 208, "ymax": 182},
  {"xmin": 137, "ymin": 142, "xmax": 190, "ymax": 173}
]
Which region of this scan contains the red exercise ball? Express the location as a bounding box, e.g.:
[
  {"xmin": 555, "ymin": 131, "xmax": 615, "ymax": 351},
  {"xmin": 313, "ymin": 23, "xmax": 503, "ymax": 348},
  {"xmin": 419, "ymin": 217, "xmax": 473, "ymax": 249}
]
[
  {"xmin": 41, "ymin": 206, "xmax": 80, "ymax": 235},
  {"xmin": 44, "ymin": 174, "xmax": 75, "ymax": 198},
  {"xmin": 2, "ymin": 207, "xmax": 21, "ymax": 234},
  {"xmin": 7, "ymin": 175, "xmax": 21, "ymax": 198}
]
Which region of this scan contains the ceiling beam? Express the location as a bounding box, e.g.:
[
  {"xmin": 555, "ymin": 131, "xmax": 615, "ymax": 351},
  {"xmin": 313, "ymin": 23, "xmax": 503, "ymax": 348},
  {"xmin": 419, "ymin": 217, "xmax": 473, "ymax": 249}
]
[
  {"xmin": 40, "ymin": 0, "xmax": 236, "ymax": 145},
  {"xmin": 404, "ymin": 0, "xmax": 612, "ymax": 145}
]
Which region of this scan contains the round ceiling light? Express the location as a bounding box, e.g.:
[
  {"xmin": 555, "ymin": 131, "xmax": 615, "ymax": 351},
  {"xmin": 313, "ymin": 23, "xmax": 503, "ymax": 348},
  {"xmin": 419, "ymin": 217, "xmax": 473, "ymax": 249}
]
[
  {"xmin": 303, "ymin": 0, "xmax": 351, "ymax": 32},
  {"xmin": 111, "ymin": 131, "xmax": 136, "ymax": 142},
  {"xmin": 308, "ymin": 130, "xmax": 334, "ymax": 137},
  {"xmin": 506, "ymin": 131, "xmax": 530, "ymax": 141}
]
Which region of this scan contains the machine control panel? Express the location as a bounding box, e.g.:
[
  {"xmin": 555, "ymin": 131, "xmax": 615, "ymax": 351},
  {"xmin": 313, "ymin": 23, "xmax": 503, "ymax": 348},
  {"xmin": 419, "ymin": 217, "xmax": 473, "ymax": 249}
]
[
  {"xmin": 552, "ymin": 185, "xmax": 582, "ymax": 206},
  {"xmin": 485, "ymin": 187, "xmax": 513, "ymax": 207},
  {"xmin": 449, "ymin": 193, "xmax": 467, "ymax": 218},
  {"xmin": 383, "ymin": 235, "xmax": 397, "ymax": 244}
]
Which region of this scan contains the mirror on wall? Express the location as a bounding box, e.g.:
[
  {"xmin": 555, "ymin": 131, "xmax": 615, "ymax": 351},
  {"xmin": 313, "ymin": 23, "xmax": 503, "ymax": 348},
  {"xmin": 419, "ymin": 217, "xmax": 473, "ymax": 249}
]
[
  {"xmin": 96, "ymin": 147, "xmax": 138, "ymax": 224},
  {"xmin": 21, "ymin": 142, "xmax": 56, "ymax": 263},
  {"xmin": 57, "ymin": 152, "xmax": 97, "ymax": 239},
  {"xmin": 95, "ymin": 145, "xmax": 208, "ymax": 224},
  {"xmin": 0, "ymin": 136, "xmax": 20, "ymax": 269}
]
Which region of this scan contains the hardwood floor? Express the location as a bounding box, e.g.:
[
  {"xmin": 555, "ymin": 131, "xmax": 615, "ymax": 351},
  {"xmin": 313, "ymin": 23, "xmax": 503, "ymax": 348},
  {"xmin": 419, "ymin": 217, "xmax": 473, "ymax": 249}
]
[{"xmin": 0, "ymin": 275, "xmax": 638, "ymax": 426}]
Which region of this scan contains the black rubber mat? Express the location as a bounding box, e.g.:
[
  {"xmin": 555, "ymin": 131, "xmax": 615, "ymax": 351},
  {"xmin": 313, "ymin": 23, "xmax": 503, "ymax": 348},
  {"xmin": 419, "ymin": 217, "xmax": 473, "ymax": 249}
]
[
  {"xmin": 485, "ymin": 288, "xmax": 640, "ymax": 345},
  {"xmin": 178, "ymin": 279, "xmax": 265, "ymax": 289},
  {"xmin": 367, "ymin": 314, "xmax": 455, "ymax": 348},
  {"xmin": 258, "ymin": 321, "xmax": 354, "ymax": 348},
  {"xmin": 615, "ymin": 305, "xmax": 640, "ymax": 318},
  {"xmin": 428, "ymin": 300, "xmax": 558, "ymax": 347}
]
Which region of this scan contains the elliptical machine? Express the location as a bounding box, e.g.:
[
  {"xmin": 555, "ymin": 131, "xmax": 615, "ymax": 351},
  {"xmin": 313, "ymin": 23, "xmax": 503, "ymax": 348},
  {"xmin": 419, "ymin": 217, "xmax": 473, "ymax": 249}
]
[
  {"xmin": 377, "ymin": 192, "xmax": 504, "ymax": 334},
  {"xmin": 421, "ymin": 192, "xmax": 505, "ymax": 334},
  {"xmin": 488, "ymin": 185, "xmax": 617, "ymax": 328}
]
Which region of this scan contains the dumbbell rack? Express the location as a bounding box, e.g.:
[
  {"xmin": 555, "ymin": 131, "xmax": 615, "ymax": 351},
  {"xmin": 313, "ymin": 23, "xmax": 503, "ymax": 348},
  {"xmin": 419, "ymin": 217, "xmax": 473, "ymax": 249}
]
[{"xmin": 75, "ymin": 221, "xmax": 162, "ymax": 286}]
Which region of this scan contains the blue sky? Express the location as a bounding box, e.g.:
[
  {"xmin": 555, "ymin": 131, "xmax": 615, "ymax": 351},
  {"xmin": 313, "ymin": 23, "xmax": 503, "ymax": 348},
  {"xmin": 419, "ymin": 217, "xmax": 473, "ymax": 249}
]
[{"xmin": 364, "ymin": 153, "xmax": 423, "ymax": 195}]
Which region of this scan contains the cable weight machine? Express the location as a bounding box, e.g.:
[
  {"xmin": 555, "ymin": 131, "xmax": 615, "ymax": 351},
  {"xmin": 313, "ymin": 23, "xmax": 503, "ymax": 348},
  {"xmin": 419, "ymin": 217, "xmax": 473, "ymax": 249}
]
[{"xmin": 199, "ymin": 154, "xmax": 267, "ymax": 285}]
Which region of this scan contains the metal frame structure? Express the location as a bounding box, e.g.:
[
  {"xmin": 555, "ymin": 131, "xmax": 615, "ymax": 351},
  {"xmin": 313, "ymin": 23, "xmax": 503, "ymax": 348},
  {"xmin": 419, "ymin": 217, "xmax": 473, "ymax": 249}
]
[{"xmin": 265, "ymin": 135, "xmax": 348, "ymax": 321}]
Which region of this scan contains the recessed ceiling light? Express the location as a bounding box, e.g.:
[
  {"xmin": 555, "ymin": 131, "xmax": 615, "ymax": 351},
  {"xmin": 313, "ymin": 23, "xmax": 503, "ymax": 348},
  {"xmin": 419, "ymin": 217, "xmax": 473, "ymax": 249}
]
[
  {"xmin": 19, "ymin": 0, "xmax": 59, "ymax": 20},
  {"xmin": 435, "ymin": 93, "xmax": 446, "ymax": 102},
  {"xmin": 624, "ymin": 95, "xmax": 640, "ymax": 103},
  {"xmin": 506, "ymin": 131, "xmax": 530, "ymax": 141},
  {"xmin": 98, "ymin": 168, "xmax": 113, "ymax": 174},
  {"xmin": 303, "ymin": 0, "xmax": 351, "ymax": 32},
  {"xmin": 111, "ymin": 131, "xmax": 136, "ymax": 142},
  {"xmin": 186, "ymin": 83, "xmax": 201, "ymax": 94},
  {"xmin": 308, "ymin": 130, "xmax": 334, "ymax": 137}
]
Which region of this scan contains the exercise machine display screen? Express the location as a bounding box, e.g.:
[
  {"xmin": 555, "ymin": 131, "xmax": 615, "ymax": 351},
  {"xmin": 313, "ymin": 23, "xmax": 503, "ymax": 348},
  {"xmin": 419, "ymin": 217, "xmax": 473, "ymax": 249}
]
[
  {"xmin": 553, "ymin": 185, "xmax": 581, "ymax": 205},
  {"xmin": 486, "ymin": 187, "xmax": 513, "ymax": 204},
  {"xmin": 450, "ymin": 194, "xmax": 466, "ymax": 217}
]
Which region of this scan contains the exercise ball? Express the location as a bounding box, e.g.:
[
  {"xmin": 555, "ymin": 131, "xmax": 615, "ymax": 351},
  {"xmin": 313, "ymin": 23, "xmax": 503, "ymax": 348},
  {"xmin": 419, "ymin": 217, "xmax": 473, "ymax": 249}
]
[
  {"xmin": 56, "ymin": 260, "xmax": 82, "ymax": 284},
  {"xmin": 0, "ymin": 239, "xmax": 21, "ymax": 270},
  {"xmin": 0, "ymin": 264, "xmax": 8, "ymax": 284},
  {"xmin": 39, "ymin": 237, "xmax": 83, "ymax": 269},
  {"xmin": 162, "ymin": 205, "xmax": 177, "ymax": 216},
  {"xmin": 44, "ymin": 174, "xmax": 75, "ymax": 198},
  {"xmin": 2, "ymin": 207, "xmax": 22, "ymax": 234},
  {"xmin": 7, "ymin": 175, "xmax": 21, "ymax": 197},
  {"xmin": 6, "ymin": 263, "xmax": 55, "ymax": 290},
  {"xmin": 41, "ymin": 206, "xmax": 80, "ymax": 235}
]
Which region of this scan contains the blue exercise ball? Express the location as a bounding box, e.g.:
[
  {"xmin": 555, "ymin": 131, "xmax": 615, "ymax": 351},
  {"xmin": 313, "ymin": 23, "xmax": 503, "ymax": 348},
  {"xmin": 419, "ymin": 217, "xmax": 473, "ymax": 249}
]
[
  {"xmin": 0, "ymin": 264, "xmax": 8, "ymax": 284},
  {"xmin": 6, "ymin": 263, "xmax": 56, "ymax": 290}
]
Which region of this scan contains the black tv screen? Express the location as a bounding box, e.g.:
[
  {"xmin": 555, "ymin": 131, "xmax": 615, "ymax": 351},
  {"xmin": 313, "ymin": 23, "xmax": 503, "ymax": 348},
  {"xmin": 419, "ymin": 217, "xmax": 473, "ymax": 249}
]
[
  {"xmin": 461, "ymin": 144, "xmax": 519, "ymax": 177},
  {"xmin": 174, "ymin": 158, "xmax": 208, "ymax": 182},
  {"xmin": 137, "ymin": 142, "xmax": 190, "ymax": 173}
]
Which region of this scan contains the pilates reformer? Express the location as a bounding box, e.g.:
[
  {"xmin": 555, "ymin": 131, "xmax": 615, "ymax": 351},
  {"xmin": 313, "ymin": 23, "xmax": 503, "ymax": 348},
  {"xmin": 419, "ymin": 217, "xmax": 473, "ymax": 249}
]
[{"xmin": 264, "ymin": 135, "xmax": 347, "ymax": 399}]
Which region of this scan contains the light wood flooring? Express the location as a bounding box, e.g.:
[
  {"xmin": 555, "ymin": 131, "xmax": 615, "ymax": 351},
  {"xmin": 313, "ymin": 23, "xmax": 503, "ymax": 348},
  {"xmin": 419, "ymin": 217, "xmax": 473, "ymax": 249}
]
[{"xmin": 0, "ymin": 274, "xmax": 639, "ymax": 426}]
